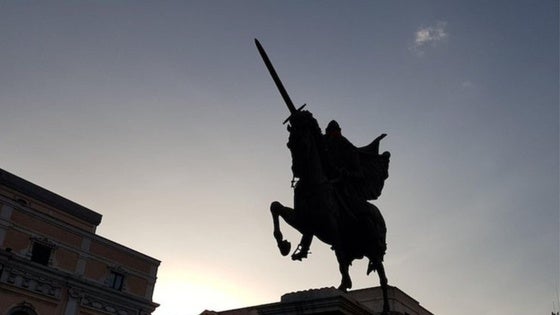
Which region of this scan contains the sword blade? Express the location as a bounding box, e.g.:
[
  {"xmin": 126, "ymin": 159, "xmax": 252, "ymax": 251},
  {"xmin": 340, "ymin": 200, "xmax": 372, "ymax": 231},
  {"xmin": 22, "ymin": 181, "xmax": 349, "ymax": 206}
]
[{"xmin": 255, "ymin": 39, "xmax": 297, "ymax": 114}]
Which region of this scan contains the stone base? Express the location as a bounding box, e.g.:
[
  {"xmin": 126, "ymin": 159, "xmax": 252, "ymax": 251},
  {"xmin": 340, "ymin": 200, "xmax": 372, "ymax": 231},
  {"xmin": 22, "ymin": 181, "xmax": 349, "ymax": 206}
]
[{"xmin": 201, "ymin": 286, "xmax": 433, "ymax": 315}]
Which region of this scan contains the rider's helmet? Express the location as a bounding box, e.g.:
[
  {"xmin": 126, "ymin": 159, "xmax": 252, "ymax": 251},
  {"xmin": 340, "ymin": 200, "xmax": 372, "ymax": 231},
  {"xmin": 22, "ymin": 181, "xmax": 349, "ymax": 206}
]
[{"xmin": 326, "ymin": 120, "xmax": 341, "ymax": 135}]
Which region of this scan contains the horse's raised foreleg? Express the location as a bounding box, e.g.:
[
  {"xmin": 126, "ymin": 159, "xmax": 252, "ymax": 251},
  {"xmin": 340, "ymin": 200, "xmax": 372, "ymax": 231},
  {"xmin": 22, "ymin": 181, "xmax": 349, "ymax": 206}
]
[
  {"xmin": 335, "ymin": 250, "xmax": 352, "ymax": 292},
  {"xmin": 270, "ymin": 201, "xmax": 295, "ymax": 256}
]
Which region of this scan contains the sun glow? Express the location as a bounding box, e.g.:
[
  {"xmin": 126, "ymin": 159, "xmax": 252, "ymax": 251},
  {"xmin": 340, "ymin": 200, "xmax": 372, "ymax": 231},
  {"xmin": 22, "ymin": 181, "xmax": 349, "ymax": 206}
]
[{"xmin": 152, "ymin": 266, "xmax": 258, "ymax": 315}]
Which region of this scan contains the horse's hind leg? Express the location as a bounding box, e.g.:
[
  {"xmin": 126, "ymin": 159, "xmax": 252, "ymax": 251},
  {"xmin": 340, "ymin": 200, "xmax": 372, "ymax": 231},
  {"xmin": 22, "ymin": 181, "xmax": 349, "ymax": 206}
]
[
  {"xmin": 375, "ymin": 261, "xmax": 390, "ymax": 314},
  {"xmin": 270, "ymin": 201, "xmax": 294, "ymax": 256},
  {"xmin": 335, "ymin": 250, "xmax": 352, "ymax": 292}
]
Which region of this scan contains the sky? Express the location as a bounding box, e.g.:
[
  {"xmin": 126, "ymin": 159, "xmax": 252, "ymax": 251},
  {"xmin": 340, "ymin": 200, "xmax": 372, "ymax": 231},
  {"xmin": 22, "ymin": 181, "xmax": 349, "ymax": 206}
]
[{"xmin": 0, "ymin": 1, "xmax": 558, "ymax": 314}]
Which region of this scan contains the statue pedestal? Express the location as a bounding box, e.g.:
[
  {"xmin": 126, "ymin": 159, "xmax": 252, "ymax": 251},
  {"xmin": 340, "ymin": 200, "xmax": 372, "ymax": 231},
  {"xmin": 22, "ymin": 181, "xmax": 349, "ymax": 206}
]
[{"xmin": 201, "ymin": 286, "xmax": 433, "ymax": 315}]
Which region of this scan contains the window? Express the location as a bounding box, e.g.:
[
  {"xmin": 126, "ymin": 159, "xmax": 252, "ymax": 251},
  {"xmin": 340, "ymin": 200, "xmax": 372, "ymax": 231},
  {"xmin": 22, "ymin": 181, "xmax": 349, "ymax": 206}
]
[
  {"xmin": 30, "ymin": 242, "xmax": 52, "ymax": 266},
  {"xmin": 15, "ymin": 198, "xmax": 28, "ymax": 206},
  {"xmin": 108, "ymin": 271, "xmax": 124, "ymax": 290},
  {"xmin": 8, "ymin": 302, "xmax": 38, "ymax": 315}
]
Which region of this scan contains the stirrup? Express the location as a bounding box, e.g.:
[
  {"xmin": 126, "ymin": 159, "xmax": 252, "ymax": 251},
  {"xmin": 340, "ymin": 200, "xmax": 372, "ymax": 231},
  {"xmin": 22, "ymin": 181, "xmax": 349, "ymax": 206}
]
[{"xmin": 291, "ymin": 244, "xmax": 310, "ymax": 261}]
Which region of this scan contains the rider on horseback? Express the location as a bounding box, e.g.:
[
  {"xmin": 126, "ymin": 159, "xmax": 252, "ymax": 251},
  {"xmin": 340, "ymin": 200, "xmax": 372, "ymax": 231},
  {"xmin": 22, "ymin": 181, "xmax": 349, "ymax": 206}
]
[
  {"xmin": 324, "ymin": 120, "xmax": 390, "ymax": 201},
  {"xmin": 291, "ymin": 120, "xmax": 390, "ymax": 262},
  {"xmin": 257, "ymin": 39, "xmax": 392, "ymax": 312}
]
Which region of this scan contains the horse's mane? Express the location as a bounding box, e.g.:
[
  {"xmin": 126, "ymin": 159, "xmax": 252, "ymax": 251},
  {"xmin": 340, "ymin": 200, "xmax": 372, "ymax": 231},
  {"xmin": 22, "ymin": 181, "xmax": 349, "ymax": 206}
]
[{"xmin": 290, "ymin": 111, "xmax": 329, "ymax": 168}]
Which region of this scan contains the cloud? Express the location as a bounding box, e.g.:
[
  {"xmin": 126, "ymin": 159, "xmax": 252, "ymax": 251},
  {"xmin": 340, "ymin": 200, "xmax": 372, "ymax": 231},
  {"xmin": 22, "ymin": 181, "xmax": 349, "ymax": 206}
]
[
  {"xmin": 411, "ymin": 21, "xmax": 448, "ymax": 53},
  {"xmin": 461, "ymin": 80, "xmax": 474, "ymax": 89}
]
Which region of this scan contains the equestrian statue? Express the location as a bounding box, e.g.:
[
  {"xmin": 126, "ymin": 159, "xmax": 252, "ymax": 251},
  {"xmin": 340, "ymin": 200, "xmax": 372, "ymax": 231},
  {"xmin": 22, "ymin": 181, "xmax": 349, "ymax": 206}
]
[{"xmin": 255, "ymin": 39, "xmax": 391, "ymax": 314}]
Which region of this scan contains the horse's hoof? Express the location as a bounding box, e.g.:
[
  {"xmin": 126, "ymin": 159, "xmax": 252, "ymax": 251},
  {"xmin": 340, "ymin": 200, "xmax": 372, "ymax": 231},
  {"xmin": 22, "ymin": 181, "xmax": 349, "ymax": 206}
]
[
  {"xmin": 278, "ymin": 240, "xmax": 291, "ymax": 256},
  {"xmin": 337, "ymin": 279, "xmax": 352, "ymax": 292},
  {"xmin": 337, "ymin": 285, "xmax": 348, "ymax": 292}
]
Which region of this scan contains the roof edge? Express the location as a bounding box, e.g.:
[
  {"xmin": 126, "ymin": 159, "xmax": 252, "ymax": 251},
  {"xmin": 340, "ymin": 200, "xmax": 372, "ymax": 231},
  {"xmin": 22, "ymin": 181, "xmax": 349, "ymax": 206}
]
[{"xmin": 0, "ymin": 169, "xmax": 102, "ymax": 226}]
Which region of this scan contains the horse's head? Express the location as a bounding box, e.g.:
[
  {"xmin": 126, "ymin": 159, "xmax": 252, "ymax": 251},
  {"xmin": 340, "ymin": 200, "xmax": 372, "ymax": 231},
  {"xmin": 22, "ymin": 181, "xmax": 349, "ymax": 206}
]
[{"xmin": 286, "ymin": 110, "xmax": 326, "ymax": 182}]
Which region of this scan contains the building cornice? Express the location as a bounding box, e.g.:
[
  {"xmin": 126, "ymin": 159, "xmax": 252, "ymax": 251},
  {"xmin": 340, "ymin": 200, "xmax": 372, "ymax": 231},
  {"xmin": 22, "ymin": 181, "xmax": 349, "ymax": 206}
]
[
  {"xmin": 0, "ymin": 250, "xmax": 159, "ymax": 313},
  {"xmin": 0, "ymin": 169, "xmax": 102, "ymax": 226}
]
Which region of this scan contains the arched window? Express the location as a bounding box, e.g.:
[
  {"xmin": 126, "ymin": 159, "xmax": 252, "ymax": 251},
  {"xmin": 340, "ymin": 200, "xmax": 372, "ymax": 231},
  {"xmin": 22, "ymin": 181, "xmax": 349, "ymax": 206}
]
[{"xmin": 8, "ymin": 302, "xmax": 38, "ymax": 315}]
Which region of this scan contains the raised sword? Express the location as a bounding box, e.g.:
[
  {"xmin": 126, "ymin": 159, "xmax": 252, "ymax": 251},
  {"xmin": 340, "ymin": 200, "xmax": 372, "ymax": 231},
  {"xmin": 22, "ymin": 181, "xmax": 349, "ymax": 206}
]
[{"xmin": 255, "ymin": 39, "xmax": 306, "ymax": 123}]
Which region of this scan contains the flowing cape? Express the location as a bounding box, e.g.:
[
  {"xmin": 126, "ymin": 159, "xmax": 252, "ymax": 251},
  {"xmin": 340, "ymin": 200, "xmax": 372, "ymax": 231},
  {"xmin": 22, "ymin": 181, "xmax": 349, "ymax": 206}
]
[{"xmin": 354, "ymin": 137, "xmax": 390, "ymax": 200}]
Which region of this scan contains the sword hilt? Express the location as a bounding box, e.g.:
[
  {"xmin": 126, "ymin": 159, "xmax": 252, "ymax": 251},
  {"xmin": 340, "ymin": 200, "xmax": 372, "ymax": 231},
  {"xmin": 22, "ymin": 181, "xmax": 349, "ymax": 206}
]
[{"xmin": 283, "ymin": 104, "xmax": 307, "ymax": 124}]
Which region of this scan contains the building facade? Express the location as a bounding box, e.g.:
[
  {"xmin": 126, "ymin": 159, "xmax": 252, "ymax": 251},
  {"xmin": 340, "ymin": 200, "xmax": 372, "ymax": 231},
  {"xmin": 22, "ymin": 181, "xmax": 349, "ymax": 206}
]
[
  {"xmin": 0, "ymin": 169, "xmax": 160, "ymax": 315},
  {"xmin": 201, "ymin": 286, "xmax": 433, "ymax": 315}
]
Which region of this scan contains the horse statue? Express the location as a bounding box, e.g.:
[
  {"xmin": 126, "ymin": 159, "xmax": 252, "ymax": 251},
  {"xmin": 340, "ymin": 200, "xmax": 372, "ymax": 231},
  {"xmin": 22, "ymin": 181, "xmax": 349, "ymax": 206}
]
[
  {"xmin": 255, "ymin": 38, "xmax": 391, "ymax": 314},
  {"xmin": 269, "ymin": 110, "xmax": 391, "ymax": 314}
]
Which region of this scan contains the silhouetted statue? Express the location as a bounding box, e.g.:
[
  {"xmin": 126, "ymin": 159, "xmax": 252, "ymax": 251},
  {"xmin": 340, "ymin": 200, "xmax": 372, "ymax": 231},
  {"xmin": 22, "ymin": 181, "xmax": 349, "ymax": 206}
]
[
  {"xmin": 290, "ymin": 119, "xmax": 390, "ymax": 263},
  {"xmin": 256, "ymin": 39, "xmax": 391, "ymax": 314}
]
